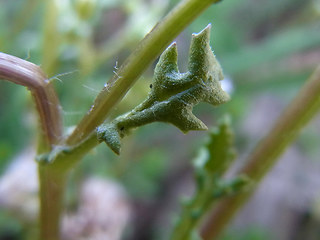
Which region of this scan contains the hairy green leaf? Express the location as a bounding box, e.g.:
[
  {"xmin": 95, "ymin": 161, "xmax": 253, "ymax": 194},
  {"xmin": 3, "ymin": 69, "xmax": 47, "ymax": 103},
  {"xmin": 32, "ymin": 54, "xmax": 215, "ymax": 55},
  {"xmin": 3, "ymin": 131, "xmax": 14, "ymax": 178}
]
[
  {"xmin": 97, "ymin": 25, "xmax": 229, "ymax": 154},
  {"xmin": 170, "ymin": 118, "xmax": 250, "ymax": 240},
  {"xmin": 194, "ymin": 115, "xmax": 236, "ymax": 176}
]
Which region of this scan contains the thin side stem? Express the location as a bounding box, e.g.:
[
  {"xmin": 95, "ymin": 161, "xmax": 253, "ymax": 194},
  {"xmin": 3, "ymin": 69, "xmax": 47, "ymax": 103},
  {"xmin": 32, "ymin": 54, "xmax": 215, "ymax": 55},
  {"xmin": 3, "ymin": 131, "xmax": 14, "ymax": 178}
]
[
  {"xmin": 67, "ymin": 0, "xmax": 221, "ymax": 145},
  {"xmin": 200, "ymin": 66, "xmax": 320, "ymax": 240},
  {"xmin": 42, "ymin": 0, "xmax": 60, "ymax": 77},
  {"xmin": 51, "ymin": 133, "xmax": 100, "ymax": 172}
]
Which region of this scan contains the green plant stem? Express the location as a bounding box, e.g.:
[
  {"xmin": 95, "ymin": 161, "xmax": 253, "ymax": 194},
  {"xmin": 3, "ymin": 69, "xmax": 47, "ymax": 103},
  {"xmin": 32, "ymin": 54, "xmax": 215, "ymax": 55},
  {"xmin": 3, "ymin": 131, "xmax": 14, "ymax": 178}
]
[
  {"xmin": 42, "ymin": 0, "xmax": 60, "ymax": 77},
  {"xmin": 38, "ymin": 166, "xmax": 67, "ymax": 240},
  {"xmin": 200, "ymin": 66, "xmax": 320, "ymax": 240},
  {"xmin": 67, "ymin": 0, "xmax": 221, "ymax": 146},
  {"xmin": 51, "ymin": 133, "xmax": 100, "ymax": 171},
  {"xmin": 10, "ymin": 0, "xmax": 39, "ymax": 38},
  {"xmin": 0, "ymin": 52, "xmax": 64, "ymax": 239}
]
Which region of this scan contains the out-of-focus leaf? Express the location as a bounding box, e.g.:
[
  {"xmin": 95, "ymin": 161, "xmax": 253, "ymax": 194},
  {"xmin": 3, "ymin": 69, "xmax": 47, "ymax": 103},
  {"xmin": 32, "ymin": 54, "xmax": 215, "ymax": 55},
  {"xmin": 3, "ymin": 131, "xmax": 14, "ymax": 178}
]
[
  {"xmin": 170, "ymin": 117, "xmax": 250, "ymax": 240},
  {"xmin": 222, "ymin": 22, "xmax": 320, "ymax": 74}
]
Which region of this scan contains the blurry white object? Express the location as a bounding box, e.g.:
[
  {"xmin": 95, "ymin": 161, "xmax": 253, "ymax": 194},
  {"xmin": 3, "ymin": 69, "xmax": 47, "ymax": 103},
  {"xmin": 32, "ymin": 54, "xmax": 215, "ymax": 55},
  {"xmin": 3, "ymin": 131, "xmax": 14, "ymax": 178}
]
[
  {"xmin": 221, "ymin": 76, "xmax": 234, "ymax": 95},
  {"xmin": 0, "ymin": 147, "xmax": 130, "ymax": 240},
  {"xmin": 62, "ymin": 177, "xmax": 130, "ymax": 240},
  {"xmin": 0, "ymin": 147, "xmax": 38, "ymax": 221}
]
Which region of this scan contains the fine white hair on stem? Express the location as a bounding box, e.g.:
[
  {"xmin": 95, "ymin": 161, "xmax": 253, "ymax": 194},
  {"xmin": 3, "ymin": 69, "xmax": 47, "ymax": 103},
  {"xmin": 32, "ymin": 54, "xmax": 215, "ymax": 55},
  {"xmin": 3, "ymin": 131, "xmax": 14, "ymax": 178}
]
[
  {"xmin": 82, "ymin": 84, "xmax": 100, "ymax": 93},
  {"xmin": 24, "ymin": 49, "xmax": 31, "ymax": 61},
  {"xmin": 47, "ymin": 70, "xmax": 79, "ymax": 84},
  {"xmin": 114, "ymin": 61, "xmax": 119, "ymax": 70},
  {"xmin": 61, "ymin": 110, "xmax": 85, "ymax": 116},
  {"xmin": 113, "ymin": 70, "xmax": 122, "ymax": 79}
]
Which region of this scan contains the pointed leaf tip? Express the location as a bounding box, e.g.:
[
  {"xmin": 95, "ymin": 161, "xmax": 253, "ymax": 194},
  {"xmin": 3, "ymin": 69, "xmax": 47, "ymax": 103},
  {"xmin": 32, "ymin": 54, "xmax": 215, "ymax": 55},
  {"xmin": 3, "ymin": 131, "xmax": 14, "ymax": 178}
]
[
  {"xmin": 169, "ymin": 41, "xmax": 177, "ymax": 48},
  {"xmin": 192, "ymin": 24, "xmax": 211, "ymax": 41},
  {"xmin": 160, "ymin": 42, "xmax": 178, "ymax": 63},
  {"xmin": 169, "ymin": 110, "xmax": 208, "ymax": 133},
  {"xmin": 97, "ymin": 125, "xmax": 121, "ymax": 155},
  {"xmin": 188, "ymin": 25, "xmax": 214, "ymax": 75},
  {"xmin": 97, "ymin": 26, "xmax": 228, "ymax": 155},
  {"xmin": 155, "ymin": 42, "xmax": 179, "ymax": 75}
]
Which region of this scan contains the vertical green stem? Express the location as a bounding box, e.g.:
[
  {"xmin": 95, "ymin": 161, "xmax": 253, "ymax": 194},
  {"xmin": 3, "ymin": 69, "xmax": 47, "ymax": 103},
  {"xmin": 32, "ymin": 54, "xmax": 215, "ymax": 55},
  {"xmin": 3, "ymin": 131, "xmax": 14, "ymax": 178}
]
[
  {"xmin": 42, "ymin": 0, "xmax": 60, "ymax": 77},
  {"xmin": 38, "ymin": 166, "xmax": 67, "ymax": 240},
  {"xmin": 38, "ymin": 1, "xmax": 65, "ymax": 238},
  {"xmin": 200, "ymin": 66, "xmax": 320, "ymax": 239},
  {"xmin": 10, "ymin": 0, "xmax": 39, "ymax": 38}
]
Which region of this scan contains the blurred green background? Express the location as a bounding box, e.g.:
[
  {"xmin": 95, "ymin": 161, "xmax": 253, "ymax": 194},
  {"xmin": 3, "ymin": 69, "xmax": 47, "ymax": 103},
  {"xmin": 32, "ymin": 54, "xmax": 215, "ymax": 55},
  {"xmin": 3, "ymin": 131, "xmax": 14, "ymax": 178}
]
[{"xmin": 0, "ymin": 0, "xmax": 320, "ymax": 239}]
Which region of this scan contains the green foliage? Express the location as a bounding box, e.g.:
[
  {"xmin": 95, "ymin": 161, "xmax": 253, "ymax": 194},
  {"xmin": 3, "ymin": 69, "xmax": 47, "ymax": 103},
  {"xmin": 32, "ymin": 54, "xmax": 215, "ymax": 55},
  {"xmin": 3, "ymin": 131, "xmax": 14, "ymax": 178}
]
[
  {"xmin": 97, "ymin": 25, "xmax": 230, "ymax": 154},
  {"xmin": 221, "ymin": 23, "xmax": 320, "ymax": 74},
  {"xmin": 0, "ymin": 212, "xmax": 23, "ymax": 240},
  {"xmin": 196, "ymin": 116, "xmax": 235, "ymax": 175},
  {"xmin": 170, "ymin": 117, "xmax": 250, "ymax": 240}
]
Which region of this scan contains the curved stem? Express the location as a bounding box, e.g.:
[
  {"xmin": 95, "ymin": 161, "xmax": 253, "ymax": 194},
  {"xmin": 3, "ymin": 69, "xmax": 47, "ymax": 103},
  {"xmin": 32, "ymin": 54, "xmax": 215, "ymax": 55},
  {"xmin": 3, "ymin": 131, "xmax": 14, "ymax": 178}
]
[
  {"xmin": 67, "ymin": 0, "xmax": 221, "ymax": 145},
  {"xmin": 0, "ymin": 52, "xmax": 64, "ymax": 239},
  {"xmin": 200, "ymin": 66, "xmax": 320, "ymax": 240}
]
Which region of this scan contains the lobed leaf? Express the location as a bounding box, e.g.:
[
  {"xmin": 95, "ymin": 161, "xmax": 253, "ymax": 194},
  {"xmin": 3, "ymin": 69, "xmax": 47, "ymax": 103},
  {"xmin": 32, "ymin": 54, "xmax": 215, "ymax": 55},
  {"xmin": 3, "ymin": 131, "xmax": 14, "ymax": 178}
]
[
  {"xmin": 170, "ymin": 118, "xmax": 250, "ymax": 240},
  {"xmin": 97, "ymin": 25, "xmax": 230, "ymax": 154}
]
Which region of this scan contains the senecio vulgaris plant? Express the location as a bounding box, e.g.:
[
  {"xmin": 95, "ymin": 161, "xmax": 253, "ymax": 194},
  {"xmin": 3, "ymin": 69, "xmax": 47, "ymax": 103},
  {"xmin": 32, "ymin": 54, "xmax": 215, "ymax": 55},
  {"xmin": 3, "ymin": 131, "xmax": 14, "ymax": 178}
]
[{"xmin": 2, "ymin": 0, "xmax": 320, "ymax": 239}]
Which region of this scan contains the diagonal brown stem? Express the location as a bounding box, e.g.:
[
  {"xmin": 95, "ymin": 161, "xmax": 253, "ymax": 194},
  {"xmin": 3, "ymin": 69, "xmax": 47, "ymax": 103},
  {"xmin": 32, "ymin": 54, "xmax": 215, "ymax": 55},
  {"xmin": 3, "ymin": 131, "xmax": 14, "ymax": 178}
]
[{"xmin": 200, "ymin": 66, "xmax": 320, "ymax": 239}]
